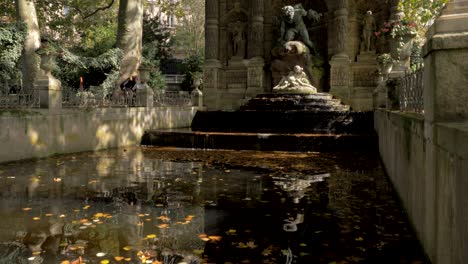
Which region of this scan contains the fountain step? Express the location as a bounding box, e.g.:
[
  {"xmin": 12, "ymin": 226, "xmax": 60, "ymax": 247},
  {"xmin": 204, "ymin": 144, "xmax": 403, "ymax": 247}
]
[
  {"xmin": 141, "ymin": 129, "xmax": 377, "ymax": 152},
  {"xmin": 191, "ymin": 110, "xmax": 374, "ymax": 134},
  {"xmin": 240, "ymin": 93, "xmax": 350, "ymax": 111},
  {"xmin": 241, "ymin": 103, "xmax": 349, "ymax": 111}
]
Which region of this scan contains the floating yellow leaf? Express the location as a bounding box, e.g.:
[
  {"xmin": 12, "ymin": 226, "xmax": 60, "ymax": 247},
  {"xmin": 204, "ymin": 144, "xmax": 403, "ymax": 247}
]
[
  {"xmin": 300, "ymin": 243, "xmax": 307, "ymax": 247},
  {"xmin": 198, "ymin": 234, "xmax": 207, "ymax": 238},
  {"xmin": 262, "ymin": 248, "xmax": 272, "ymax": 256},
  {"xmin": 32, "ymin": 251, "xmax": 41, "ymax": 256},
  {"xmin": 114, "ymin": 256, "xmax": 124, "ymax": 261},
  {"xmin": 59, "ymin": 214, "xmax": 66, "ymax": 218},
  {"xmin": 60, "ymin": 261, "xmax": 70, "ymax": 264},
  {"xmin": 94, "ymin": 213, "xmax": 104, "ymax": 218},
  {"xmin": 193, "ymin": 249, "xmax": 204, "ymax": 254},
  {"xmin": 185, "ymin": 215, "xmax": 194, "ymax": 221},
  {"xmin": 355, "ymin": 237, "xmax": 364, "ymax": 241},
  {"xmin": 158, "ymin": 223, "xmax": 169, "ymax": 229},
  {"xmin": 45, "ymin": 213, "xmax": 53, "ymax": 217},
  {"xmin": 83, "ymin": 205, "xmax": 91, "ymax": 210},
  {"xmin": 146, "ymin": 234, "xmax": 157, "ymax": 239},
  {"xmin": 200, "ymin": 237, "xmax": 210, "ymax": 241},
  {"xmin": 100, "ymin": 260, "xmax": 109, "ymax": 264},
  {"xmin": 157, "ymin": 215, "xmax": 171, "ymax": 222},
  {"xmin": 32, "ymin": 217, "xmax": 40, "ymax": 221},
  {"xmin": 22, "ymin": 208, "xmax": 32, "ymax": 211},
  {"xmin": 124, "ymin": 258, "xmax": 132, "ymax": 261},
  {"xmin": 73, "ymin": 209, "xmax": 80, "ymax": 213},
  {"xmin": 208, "ymin": 236, "xmax": 222, "ymax": 242},
  {"xmin": 123, "ymin": 246, "xmax": 132, "ymax": 251}
]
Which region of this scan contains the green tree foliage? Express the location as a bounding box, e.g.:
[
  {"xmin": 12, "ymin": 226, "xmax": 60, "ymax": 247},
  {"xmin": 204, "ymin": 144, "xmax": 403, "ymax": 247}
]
[
  {"xmin": 399, "ymin": 0, "xmax": 448, "ymax": 32},
  {"xmin": 179, "ymin": 52, "xmax": 203, "ymax": 92},
  {"xmin": 0, "ymin": 22, "xmax": 26, "ymax": 85},
  {"xmin": 54, "ymin": 47, "xmax": 123, "ymax": 96},
  {"xmin": 142, "ymin": 13, "xmax": 173, "ymax": 90},
  {"xmin": 172, "ymin": 0, "xmax": 205, "ymax": 57}
]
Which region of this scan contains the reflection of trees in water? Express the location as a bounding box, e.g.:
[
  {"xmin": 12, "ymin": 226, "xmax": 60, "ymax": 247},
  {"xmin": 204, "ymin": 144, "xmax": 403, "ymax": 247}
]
[{"xmin": 0, "ymin": 149, "xmax": 207, "ymax": 263}]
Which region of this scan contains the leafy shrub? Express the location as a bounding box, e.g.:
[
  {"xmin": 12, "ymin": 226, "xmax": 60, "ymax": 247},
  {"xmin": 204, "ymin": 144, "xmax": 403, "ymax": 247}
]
[
  {"xmin": 179, "ymin": 52, "xmax": 204, "ymax": 92},
  {"xmin": 0, "ymin": 22, "xmax": 26, "ymax": 85},
  {"xmin": 54, "ymin": 47, "xmax": 123, "ymax": 96}
]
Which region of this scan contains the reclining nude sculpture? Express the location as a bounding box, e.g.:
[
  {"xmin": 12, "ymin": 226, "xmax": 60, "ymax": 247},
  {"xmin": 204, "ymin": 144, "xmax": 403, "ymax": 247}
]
[{"xmin": 273, "ymin": 65, "xmax": 317, "ymax": 94}]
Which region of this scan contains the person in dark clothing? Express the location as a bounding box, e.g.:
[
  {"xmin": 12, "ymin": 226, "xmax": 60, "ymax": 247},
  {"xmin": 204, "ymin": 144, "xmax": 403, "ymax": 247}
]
[{"xmin": 120, "ymin": 76, "xmax": 138, "ymax": 93}]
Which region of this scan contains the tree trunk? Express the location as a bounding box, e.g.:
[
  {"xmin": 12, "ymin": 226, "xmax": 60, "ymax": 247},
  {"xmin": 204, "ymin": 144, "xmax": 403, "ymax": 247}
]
[
  {"xmin": 16, "ymin": 0, "xmax": 40, "ymax": 93},
  {"xmin": 116, "ymin": 0, "xmax": 144, "ymax": 88}
]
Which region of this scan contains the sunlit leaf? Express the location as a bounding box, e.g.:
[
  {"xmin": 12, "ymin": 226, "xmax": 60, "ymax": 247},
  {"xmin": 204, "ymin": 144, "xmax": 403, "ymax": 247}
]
[
  {"xmin": 157, "ymin": 215, "xmax": 171, "ymax": 222},
  {"xmin": 22, "ymin": 208, "xmax": 32, "ymax": 211},
  {"xmin": 299, "ymin": 243, "xmax": 307, "ymax": 247},
  {"xmin": 123, "ymin": 246, "xmax": 132, "ymax": 251},
  {"xmin": 193, "ymin": 249, "xmax": 204, "ymax": 254},
  {"xmin": 157, "ymin": 223, "xmax": 169, "ymax": 229},
  {"xmin": 146, "ymin": 234, "xmax": 157, "ymax": 239},
  {"xmin": 114, "ymin": 256, "xmax": 124, "ymax": 261},
  {"xmin": 32, "ymin": 217, "xmax": 40, "ymax": 221},
  {"xmin": 208, "ymin": 236, "xmax": 222, "ymax": 242},
  {"xmin": 262, "ymin": 248, "xmax": 272, "ymax": 256}
]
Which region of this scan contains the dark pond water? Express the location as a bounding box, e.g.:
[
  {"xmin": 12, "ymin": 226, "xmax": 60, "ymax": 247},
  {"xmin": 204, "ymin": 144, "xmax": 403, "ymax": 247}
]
[{"xmin": 0, "ymin": 147, "xmax": 428, "ymax": 264}]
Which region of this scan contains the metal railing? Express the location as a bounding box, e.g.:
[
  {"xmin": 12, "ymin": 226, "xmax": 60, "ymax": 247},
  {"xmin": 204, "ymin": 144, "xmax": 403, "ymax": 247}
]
[
  {"xmin": 62, "ymin": 89, "xmax": 142, "ymax": 108},
  {"xmin": 0, "ymin": 90, "xmax": 40, "ymax": 109},
  {"xmin": 164, "ymin": 74, "xmax": 185, "ymax": 84},
  {"xmin": 154, "ymin": 91, "xmax": 192, "ymax": 107},
  {"xmin": 398, "ymin": 66, "xmax": 424, "ymax": 113}
]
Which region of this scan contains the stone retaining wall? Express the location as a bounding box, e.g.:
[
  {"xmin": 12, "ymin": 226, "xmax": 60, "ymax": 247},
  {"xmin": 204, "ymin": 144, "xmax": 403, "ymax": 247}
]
[
  {"xmin": 375, "ymin": 109, "xmax": 468, "ymax": 263},
  {"xmin": 0, "ymin": 107, "xmax": 197, "ymax": 163}
]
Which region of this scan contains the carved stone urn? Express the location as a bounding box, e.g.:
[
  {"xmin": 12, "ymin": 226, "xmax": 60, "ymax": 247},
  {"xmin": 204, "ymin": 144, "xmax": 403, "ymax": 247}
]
[
  {"xmin": 39, "ymin": 53, "xmax": 56, "ymax": 77},
  {"xmin": 390, "ymin": 32, "xmax": 416, "ymax": 70}
]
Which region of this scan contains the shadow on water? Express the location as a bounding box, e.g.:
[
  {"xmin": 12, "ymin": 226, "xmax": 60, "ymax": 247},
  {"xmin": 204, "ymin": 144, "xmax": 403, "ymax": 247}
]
[{"xmin": 0, "ymin": 147, "xmax": 429, "ymax": 264}]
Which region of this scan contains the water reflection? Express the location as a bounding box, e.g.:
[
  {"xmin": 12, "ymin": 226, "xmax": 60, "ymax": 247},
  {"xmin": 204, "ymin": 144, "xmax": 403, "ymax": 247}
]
[{"xmin": 0, "ymin": 148, "xmax": 428, "ymax": 263}]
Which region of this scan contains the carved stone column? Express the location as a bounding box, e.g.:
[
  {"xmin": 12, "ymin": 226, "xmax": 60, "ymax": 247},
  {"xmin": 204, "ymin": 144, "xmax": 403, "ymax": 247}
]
[
  {"xmin": 249, "ymin": 0, "xmax": 264, "ymax": 59},
  {"xmin": 245, "ymin": 0, "xmax": 265, "ymax": 98},
  {"xmin": 205, "ymin": 0, "xmax": 220, "ymax": 62},
  {"xmin": 329, "ymin": 0, "xmax": 351, "ymax": 104},
  {"xmin": 204, "ymin": 0, "xmax": 222, "ymax": 109}
]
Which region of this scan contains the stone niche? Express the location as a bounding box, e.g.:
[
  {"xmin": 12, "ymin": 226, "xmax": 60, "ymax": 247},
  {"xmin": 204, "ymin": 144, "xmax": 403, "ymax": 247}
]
[{"xmin": 204, "ymin": 0, "xmax": 393, "ymax": 110}]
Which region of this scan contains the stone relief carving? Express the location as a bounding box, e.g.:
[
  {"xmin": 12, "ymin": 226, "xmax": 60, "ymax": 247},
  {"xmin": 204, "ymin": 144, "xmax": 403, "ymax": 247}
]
[
  {"xmin": 248, "ymin": 67, "xmax": 263, "ymax": 87},
  {"xmin": 331, "ymin": 67, "xmax": 349, "ymax": 86},
  {"xmin": 204, "ymin": 69, "xmax": 215, "ymax": 88}
]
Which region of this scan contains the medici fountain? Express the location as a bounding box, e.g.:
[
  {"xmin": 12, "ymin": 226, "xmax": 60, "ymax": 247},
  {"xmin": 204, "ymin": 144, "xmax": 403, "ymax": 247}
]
[{"xmin": 143, "ymin": 1, "xmax": 379, "ymax": 151}]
